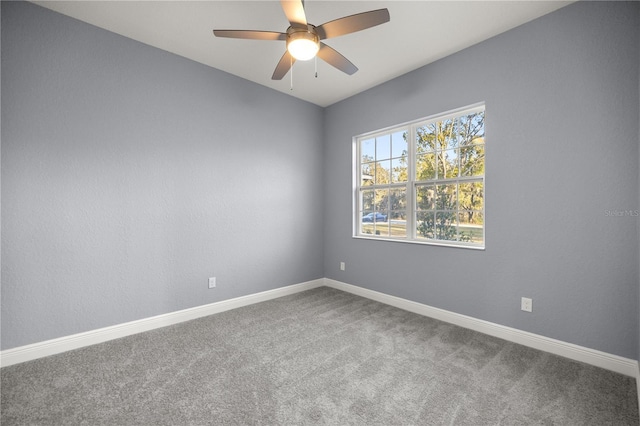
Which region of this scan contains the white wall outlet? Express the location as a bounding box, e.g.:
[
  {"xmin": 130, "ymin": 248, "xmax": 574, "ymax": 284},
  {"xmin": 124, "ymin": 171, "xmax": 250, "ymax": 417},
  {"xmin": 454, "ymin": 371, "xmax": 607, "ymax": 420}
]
[
  {"xmin": 340, "ymin": 262, "xmax": 345, "ymax": 271},
  {"xmin": 208, "ymin": 277, "xmax": 216, "ymax": 289},
  {"xmin": 521, "ymin": 297, "xmax": 532, "ymax": 312}
]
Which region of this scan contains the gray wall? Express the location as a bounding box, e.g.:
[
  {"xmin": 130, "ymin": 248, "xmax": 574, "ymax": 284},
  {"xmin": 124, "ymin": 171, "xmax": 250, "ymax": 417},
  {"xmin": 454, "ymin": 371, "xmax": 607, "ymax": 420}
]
[
  {"xmin": 1, "ymin": 2, "xmax": 324, "ymax": 350},
  {"xmin": 2, "ymin": 1, "xmax": 639, "ymax": 361},
  {"xmin": 324, "ymin": 1, "xmax": 640, "ymax": 359}
]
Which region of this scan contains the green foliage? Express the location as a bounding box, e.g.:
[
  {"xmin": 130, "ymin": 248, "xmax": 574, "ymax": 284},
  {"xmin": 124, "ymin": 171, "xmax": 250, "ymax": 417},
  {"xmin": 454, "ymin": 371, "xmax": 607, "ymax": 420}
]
[
  {"xmin": 415, "ymin": 111, "xmax": 485, "ymax": 182},
  {"xmin": 415, "ymin": 111, "xmax": 485, "ymax": 242},
  {"xmin": 417, "ymin": 212, "xmax": 472, "ymax": 242}
]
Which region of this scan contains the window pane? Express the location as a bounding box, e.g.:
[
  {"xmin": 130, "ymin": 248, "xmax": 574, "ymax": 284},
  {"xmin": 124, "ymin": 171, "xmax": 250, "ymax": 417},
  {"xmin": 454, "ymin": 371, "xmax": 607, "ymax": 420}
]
[
  {"xmin": 361, "ymin": 221, "xmax": 375, "ymax": 235},
  {"xmin": 389, "ymin": 188, "xmax": 406, "ymax": 211},
  {"xmin": 441, "ymin": 118, "xmax": 458, "ymax": 150},
  {"xmin": 391, "ymin": 131, "xmax": 408, "ymax": 158},
  {"xmin": 361, "ymin": 163, "xmax": 374, "ymax": 186},
  {"xmin": 435, "ymin": 119, "xmax": 454, "ymax": 152},
  {"xmin": 361, "ymin": 210, "xmax": 388, "ymax": 235},
  {"xmin": 416, "ymin": 185, "xmax": 435, "ymax": 210},
  {"xmin": 416, "ymin": 123, "xmax": 437, "ymax": 154},
  {"xmin": 460, "ymin": 144, "xmax": 484, "ymax": 177},
  {"xmin": 416, "ymin": 212, "xmax": 434, "ymax": 239},
  {"xmin": 376, "ymin": 134, "xmax": 391, "ymax": 160},
  {"xmin": 375, "ymin": 189, "xmax": 389, "ymax": 212},
  {"xmin": 389, "ymin": 211, "xmax": 407, "ymax": 237},
  {"xmin": 374, "ymin": 222, "xmax": 390, "ymax": 237},
  {"xmin": 361, "ymin": 138, "xmax": 375, "ymax": 163},
  {"xmin": 459, "ymin": 111, "xmax": 485, "ymax": 145},
  {"xmin": 374, "ymin": 160, "xmax": 391, "ymax": 184},
  {"xmin": 391, "ymin": 157, "xmax": 408, "ymax": 183},
  {"xmin": 459, "ymin": 182, "xmax": 484, "ymax": 212},
  {"xmin": 437, "ymin": 149, "xmax": 459, "ymax": 179},
  {"xmin": 361, "ymin": 210, "xmax": 389, "ymax": 236},
  {"xmin": 459, "ymin": 212, "xmax": 484, "ymax": 244},
  {"xmin": 361, "ymin": 189, "xmax": 374, "ymax": 211},
  {"xmin": 436, "ymin": 184, "xmax": 457, "ymax": 210},
  {"xmin": 435, "ymin": 211, "xmax": 458, "ymax": 241},
  {"xmin": 416, "ymin": 153, "xmax": 436, "ymax": 180}
]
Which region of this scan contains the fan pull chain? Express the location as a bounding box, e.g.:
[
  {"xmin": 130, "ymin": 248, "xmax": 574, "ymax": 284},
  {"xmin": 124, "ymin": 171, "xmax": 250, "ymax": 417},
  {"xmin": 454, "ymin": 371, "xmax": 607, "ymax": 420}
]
[
  {"xmin": 290, "ymin": 55, "xmax": 293, "ymax": 91},
  {"xmin": 315, "ymin": 56, "xmax": 318, "ymax": 78}
]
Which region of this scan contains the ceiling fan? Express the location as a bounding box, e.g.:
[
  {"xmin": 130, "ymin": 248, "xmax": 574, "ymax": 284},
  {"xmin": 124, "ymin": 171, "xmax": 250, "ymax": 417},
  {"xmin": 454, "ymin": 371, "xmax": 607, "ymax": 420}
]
[{"xmin": 213, "ymin": 0, "xmax": 390, "ymax": 80}]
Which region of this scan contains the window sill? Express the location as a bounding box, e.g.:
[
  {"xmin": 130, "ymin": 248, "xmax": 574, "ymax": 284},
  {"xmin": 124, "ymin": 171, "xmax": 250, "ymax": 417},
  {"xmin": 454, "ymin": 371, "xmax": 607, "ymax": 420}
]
[{"xmin": 352, "ymin": 235, "xmax": 485, "ymax": 250}]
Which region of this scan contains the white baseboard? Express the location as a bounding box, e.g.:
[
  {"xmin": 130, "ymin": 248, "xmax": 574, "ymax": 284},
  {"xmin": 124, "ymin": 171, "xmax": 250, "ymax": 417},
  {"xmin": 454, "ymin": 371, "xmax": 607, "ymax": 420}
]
[
  {"xmin": 637, "ymin": 364, "xmax": 640, "ymax": 409},
  {"xmin": 3, "ymin": 277, "xmax": 638, "ymax": 380},
  {"xmin": 324, "ymin": 278, "xmax": 639, "ymax": 378},
  {"xmin": 0, "ymin": 278, "xmax": 324, "ymax": 368}
]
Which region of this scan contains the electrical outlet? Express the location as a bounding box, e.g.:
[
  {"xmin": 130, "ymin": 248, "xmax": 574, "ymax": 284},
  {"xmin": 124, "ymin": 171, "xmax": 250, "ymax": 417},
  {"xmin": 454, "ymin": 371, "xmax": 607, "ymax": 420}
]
[
  {"xmin": 340, "ymin": 262, "xmax": 345, "ymax": 271},
  {"xmin": 521, "ymin": 297, "xmax": 532, "ymax": 312},
  {"xmin": 208, "ymin": 277, "xmax": 216, "ymax": 289}
]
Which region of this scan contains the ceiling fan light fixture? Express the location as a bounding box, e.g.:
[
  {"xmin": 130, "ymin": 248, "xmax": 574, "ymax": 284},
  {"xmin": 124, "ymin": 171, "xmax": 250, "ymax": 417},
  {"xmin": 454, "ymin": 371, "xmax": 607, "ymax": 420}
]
[
  {"xmin": 286, "ymin": 28, "xmax": 319, "ymax": 61},
  {"xmin": 213, "ymin": 1, "xmax": 390, "ymax": 80}
]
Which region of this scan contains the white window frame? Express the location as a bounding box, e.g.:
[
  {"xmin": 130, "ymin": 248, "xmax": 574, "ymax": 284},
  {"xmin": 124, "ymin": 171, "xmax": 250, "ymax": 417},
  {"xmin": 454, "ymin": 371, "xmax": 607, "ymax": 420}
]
[{"xmin": 353, "ymin": 103, "xmax": 485, "ymax": 250}]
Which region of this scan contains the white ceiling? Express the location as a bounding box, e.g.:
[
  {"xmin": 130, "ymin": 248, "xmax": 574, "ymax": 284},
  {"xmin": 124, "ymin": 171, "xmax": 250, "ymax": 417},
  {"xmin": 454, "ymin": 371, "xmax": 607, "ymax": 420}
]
[{"xmin": 32, "ymin": 1, "xmax": 574, "ymax": 107}]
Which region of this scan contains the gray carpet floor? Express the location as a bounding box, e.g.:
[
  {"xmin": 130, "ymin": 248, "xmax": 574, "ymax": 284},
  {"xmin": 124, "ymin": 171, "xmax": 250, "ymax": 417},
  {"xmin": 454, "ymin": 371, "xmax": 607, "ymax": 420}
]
[{"xmin": 1, "ymin": 286, "xmax": 638, "ymax": 425}]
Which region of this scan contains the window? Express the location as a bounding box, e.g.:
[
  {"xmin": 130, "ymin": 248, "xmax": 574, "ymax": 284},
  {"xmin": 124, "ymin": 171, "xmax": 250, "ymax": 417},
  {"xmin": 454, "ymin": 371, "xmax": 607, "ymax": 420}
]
[{"xmin": 355, "ymin": 104, "xmax": 485, "ymax": 249}]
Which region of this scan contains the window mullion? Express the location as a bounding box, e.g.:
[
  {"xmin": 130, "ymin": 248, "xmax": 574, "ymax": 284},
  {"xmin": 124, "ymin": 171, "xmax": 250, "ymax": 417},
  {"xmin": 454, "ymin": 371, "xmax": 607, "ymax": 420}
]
[
  {"xmin": 407, "ymin": 125, "xmax": 416, "ymax": 239},
  {"xmin": 355, "ymin": 139, "xmax": 360, "ymax": 236}
]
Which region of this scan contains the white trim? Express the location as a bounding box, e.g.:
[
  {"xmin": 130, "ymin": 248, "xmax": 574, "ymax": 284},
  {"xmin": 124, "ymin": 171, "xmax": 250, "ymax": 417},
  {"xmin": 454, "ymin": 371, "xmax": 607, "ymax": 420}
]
[
  {"xmin": 637, "ymin": 363, "xmax": 640, "ymax": 410},
  {"xmin": 0, "ymin": 279, "xmax": 324, "ymax": 368},
  {"xmin": 324, "ymin": 278, "xmax": 639, "ymax": 378},
  {"xmin": 352, "ymin": 235, "xmax": 485, "ymax": 250},
  {"xmin": 3, "ymin": 277, "xmax": 637, "ymax": 379}
]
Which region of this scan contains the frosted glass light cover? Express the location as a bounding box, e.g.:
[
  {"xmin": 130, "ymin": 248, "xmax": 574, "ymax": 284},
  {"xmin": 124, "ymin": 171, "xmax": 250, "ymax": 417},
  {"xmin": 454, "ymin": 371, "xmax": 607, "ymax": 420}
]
[{"xmin": 287, "ymin": 38, "xmax": 319, "ymax": 61}]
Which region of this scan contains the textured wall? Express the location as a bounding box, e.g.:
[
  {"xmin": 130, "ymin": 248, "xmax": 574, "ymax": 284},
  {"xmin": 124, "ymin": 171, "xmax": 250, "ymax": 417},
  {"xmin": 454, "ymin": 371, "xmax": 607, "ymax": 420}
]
[
  {"xmin": 324, "ymin": 1, "xmax": 640, "ymax": 359},
  {"xmin": 2, "ymin": 0, "xmax": 640, "ymax": 361},
  {"xmin": 1, "ymin": 2, "xmax": 324, "ymax": 350}
]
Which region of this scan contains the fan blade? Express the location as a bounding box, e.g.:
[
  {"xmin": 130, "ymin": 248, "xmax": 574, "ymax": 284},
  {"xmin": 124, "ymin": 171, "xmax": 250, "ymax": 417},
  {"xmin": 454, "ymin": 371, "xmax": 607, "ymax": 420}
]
[
  {"xmin": 213, "ymin": 30, "xmax": 286, "ymax": 41},
  {"xmin": 272, "ymin": 50, "xmax": 296, "ymax": 80},
  {"xmin": 316, "ymin": 9, "xmax": 390, "ymax": 40},
  {"xmin": 280, "ymin": 0, "xmax": 307, "ymax": 29},
  {"xmin": 317, "ymin": 43, "xmax": 358, "ymax": 75}
]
